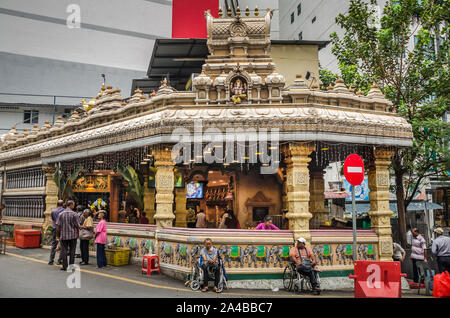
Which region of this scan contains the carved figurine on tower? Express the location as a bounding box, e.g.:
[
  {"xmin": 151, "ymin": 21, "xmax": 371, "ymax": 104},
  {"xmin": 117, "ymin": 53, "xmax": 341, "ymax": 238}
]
[{"xmin": 230, "ymin": 77, "xmax": 247, "ymax": 104}]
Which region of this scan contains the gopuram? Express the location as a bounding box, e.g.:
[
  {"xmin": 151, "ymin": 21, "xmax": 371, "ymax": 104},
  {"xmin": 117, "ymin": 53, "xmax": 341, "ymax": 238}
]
[{"xmin": 0, "ymin": 8, "xmax": 413, "ymax": 289}]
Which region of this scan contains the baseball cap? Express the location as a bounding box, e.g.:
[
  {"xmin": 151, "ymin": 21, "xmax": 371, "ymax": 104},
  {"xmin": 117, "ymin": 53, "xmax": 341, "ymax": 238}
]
[
  {"xmin": 434, "ymin": 227, "xmax": 444, "ymax": 235},
  {"xmin": 297, "ymin": 237, "xmax": 306, "ymax": 244}
]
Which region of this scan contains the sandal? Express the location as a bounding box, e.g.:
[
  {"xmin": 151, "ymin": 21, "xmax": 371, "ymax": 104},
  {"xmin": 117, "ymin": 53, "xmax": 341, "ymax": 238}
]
[
  {"xmin": 213, "ymin": 286, "xmax": 220, "ymax": 293},
  {"xmin": 201, "ymin": 287, "xmax": 208, "ymax": 292}
]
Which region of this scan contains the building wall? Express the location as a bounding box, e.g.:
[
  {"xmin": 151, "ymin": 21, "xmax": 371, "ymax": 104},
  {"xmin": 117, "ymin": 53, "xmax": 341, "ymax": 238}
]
[
  {"xmin": 271, "ymin": 43, "xmax": 319, "ymax": 87},
  {"xmin": 0, "ymin": 0, "xmax": 172, "ymax": 132},
  {"xmin": 235, "ymin": 170, "xmax": 282, "ymax": 228},
  {"xmin": 278, "ymin": 0, "xmax": 390, "ymax": 72}
]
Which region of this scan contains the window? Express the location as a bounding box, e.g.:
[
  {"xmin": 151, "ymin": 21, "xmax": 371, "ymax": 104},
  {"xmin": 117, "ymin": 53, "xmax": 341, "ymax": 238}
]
[
  {"xmin": 291, "ymin": 12, "xmax": 294, "ymax": 24},
  {"xmin": 298, "ymin": 32, "xmax": 303, "ymax": 40},
  {"xmin": 297, "ymin": 3, "xmax": 301, "ymax": 15},
  {"xmin": 312, "ymin": 16, "xmax": 316, "ymax": 23},
  {"xmin": 23, "ymin": 110, "xmax": 39, "ymax": 124}
]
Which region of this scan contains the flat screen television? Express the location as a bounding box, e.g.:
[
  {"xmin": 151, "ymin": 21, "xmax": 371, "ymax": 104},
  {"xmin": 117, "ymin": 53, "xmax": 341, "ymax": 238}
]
[{"xmin": 186, "ymin": 182, "xmax": 204, "ymax": 199}]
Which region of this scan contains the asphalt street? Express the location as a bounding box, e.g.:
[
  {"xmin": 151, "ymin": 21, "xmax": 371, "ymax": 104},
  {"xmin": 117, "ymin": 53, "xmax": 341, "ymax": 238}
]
[{"xmin": 0, "ymin": 246, "xmax": 425, "ymax": 298}]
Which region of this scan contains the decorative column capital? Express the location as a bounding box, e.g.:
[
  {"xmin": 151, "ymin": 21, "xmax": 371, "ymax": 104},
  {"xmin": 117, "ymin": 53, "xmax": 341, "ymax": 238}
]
[
  {"xmin": 42, "ymin": 165, "xmax": 56, "ymax": 175},
  {"xmin": 373, "ymin": 146, "xmax": 395, "ymax": 161},
  {"xmin": 154, "ymin": 147, "xmax": 176, "ymax": 167}
]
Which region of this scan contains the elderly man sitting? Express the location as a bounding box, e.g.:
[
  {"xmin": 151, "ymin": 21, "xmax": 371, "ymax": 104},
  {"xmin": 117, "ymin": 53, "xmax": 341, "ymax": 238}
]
[{"xmin": 289, "ymin": 237, "xmax": 320, "ymax": 293}]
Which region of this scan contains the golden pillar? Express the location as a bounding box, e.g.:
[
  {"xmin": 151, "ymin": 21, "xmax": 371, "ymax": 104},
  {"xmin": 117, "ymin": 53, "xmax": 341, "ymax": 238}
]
[
  {"xmin": 153, "ymin": 147, "xmax": 175, "ymax": 229},
  {"xmin": 42, "ymin": 165, "xmax": 58, "ymax": 227},
  {"xmin": 284, "ymin": 143, "xmax": 315, "ymax": 244},
  {"xmin": 143, "ymin": 174, "xmax": 156, "ymax": 224},
  {"xmin": 174, "ymin": 187, "xmax": 187, "ymax": 227},
  {"xmin": 368, "ymin": 147, "xmax": 395, "ymax": 261},
  {"xmin": 309, "ymin": 167, "xmax": 328, "ymax": 229}
]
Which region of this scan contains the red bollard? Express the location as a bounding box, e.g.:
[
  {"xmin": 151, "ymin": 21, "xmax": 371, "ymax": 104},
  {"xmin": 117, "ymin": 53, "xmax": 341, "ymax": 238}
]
[{"xmin": 349, "ymin": 260, "xmax": 407, "ymax": 298}]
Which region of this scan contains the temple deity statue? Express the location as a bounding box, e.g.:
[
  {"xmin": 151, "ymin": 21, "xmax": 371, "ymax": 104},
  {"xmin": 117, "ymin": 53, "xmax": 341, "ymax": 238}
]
[{"xmin": 230, "ymin": 77, "xmax": 247, "ymax": 104}]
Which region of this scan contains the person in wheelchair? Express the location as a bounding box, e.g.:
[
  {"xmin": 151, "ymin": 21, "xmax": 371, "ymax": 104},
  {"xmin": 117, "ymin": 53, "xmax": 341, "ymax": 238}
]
[
  {"xmin": 289, "ymin": 237, "xmax": 321, "ymax": 292},
  {"xmin": 200, "ymin": 238, "xmax": 221, "ymax": 293}
]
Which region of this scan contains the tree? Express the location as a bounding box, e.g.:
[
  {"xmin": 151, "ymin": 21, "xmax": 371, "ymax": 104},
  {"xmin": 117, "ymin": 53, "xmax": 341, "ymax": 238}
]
[
  {"xmin": 117, "ymin": 165, "xmax": 145, "ymax": 212},
  {"xmin": 53, "ymin": 163, "xmax": 83, "ymax": 201},
  {"xmin": 329, "ymin": 0, "xmax": 449, "ymax": 247}
]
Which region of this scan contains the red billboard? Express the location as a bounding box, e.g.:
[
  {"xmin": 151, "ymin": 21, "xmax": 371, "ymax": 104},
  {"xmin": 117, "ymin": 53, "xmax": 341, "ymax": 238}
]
[{"xmin": 172, "ymin": 0, "xmax": 219, "ymax": 39}]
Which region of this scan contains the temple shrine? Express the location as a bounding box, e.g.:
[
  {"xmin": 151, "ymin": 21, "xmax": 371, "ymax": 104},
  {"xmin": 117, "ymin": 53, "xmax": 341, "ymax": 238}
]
[{"xmin": 0, "ymin": 8, "xmax": 413, "ymax": 289}]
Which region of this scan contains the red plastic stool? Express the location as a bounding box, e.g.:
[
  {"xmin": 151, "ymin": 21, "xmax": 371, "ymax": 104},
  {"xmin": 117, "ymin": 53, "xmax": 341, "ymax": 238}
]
[{"xmin": 141, "ymin": 254, "xmax": 161, "ymax": 276}]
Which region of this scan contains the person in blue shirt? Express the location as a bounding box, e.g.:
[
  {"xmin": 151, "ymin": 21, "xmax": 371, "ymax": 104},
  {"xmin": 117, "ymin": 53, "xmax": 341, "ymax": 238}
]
[
  {"xmin": 48, "ymin": 200, "xmax": 65, "ymax": 265},
  {"xmin": 200, "ymin": 238, "xmax": 221, "ymax": 293}
]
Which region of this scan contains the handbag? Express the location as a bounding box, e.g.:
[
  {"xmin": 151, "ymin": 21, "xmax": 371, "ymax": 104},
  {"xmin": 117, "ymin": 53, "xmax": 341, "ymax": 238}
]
[{"xmin": 80, "ymin": 228, "xmax": 93, "ymax": 240}]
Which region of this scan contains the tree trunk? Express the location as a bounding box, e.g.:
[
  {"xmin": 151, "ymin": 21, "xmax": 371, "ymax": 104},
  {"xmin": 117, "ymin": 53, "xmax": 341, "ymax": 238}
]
[{"xmin": 395, "ymin": 167, "xmax": 407, "ymax": 248}]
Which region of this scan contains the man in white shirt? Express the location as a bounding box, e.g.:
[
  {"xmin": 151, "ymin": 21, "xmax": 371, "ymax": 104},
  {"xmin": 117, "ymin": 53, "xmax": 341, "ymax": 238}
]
[
  {"xmin": 432, "ymin": 227, "xmax": 450, "ymax": 273},
  {"xmin": 393, "ymin": 242, "xmax": 406, "ymax": 262}
]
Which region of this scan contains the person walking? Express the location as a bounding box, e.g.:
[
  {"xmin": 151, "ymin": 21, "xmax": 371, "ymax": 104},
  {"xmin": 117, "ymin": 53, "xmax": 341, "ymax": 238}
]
[
  {"xmin": 254, "ymin": 216, "xmax": 280, "ymax": 230},
  {"xmin": 55, "ymin": 200, "xmax": 80, "ymax": 271},
  {"xmin": 431, "ymin": 227, "xmax": 450, "ymax": 273},
  {"xmin": 79, "ymin": 209, "xmax": 94, "ymax": 265},
  {"xmin": 410, "ymin": 227, "xmax": 427, "ymax": 284},
  {"xmin": 392, "ymin": 242, "xmax": 406, "ymax": 262},
  {"xmin": 196, "ymin": 209, "xmax": 207, "ymax": 228},
  {"xmin": 48, "ymin": 200, "xmax": 65, "ymax": 265},
  {"xmin": 94, "ymin": 211, "xmax": 108, "ymax": 269}
]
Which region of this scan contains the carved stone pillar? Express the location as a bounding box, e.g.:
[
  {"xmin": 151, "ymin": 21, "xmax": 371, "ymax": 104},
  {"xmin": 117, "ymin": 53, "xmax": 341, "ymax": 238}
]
[
  {"xmin": 143, "ymin": 174, "xmax": 156, "ymax": 224},
  {"xmin": 42, "ymin": 165, "xmax": 57, "ymax": 227},
  {"xmin": 109, "ymin": 178, "xmax": 119, "ymax": 223},
  {"xmin": 284, "ymin": 143, "xmax": 315, "ymax": 244},
  {"xmin": 153, "ymin": 147, "xmax": 175, "ymax": 229},
  {"xmin": 368, "ymin": 147, "xmax": 395, "ymax": 261},
  {"xmin": 174, "ymin": 187, "xmax": 187, "ymax": 227},
  {"xmin": 309, "ymin": 167, "xmax": 328, "ymax": 229}
]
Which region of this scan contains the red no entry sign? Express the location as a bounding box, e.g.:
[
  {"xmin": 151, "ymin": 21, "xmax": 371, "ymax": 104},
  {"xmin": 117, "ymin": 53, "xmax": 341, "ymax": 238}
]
[{"xmin": 344, "ymin": 154, "xmax": 365, "ymax": 186}]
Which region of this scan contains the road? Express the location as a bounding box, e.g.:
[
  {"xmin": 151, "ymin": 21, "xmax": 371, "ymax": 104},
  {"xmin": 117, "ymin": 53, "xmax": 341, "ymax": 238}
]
[{"xmin": 0, "ymin": 246, "xmax": 425, "ymax": 298}]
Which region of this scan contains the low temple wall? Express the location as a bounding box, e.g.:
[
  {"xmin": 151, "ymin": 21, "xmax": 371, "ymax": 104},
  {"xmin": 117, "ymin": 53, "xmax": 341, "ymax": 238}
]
[{"xmin": 51, "ymin": 223, "xmax": 387, "ymax": 290}]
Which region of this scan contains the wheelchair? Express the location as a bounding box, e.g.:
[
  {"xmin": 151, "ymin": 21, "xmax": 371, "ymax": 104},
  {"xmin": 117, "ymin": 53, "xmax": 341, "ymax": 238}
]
[
  {"xmin": 189, "ymin": 254, "xmax": 227, "ymax": 292},
  {"xmin": 283, "ymin": 261, "xmax": 321, "ymax": 295}
]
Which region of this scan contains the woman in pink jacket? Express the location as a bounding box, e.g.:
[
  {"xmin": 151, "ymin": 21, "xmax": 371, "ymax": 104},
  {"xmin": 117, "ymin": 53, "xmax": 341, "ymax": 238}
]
[{"xmin": 95, "ymin": 211, "xmax": 108, "ymax": 268}]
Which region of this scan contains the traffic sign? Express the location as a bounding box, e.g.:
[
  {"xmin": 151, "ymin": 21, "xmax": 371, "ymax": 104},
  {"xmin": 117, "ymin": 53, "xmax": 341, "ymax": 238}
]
[{"xmin": 344, "ymin": 154, "xmax": 365, "ymax": 186}]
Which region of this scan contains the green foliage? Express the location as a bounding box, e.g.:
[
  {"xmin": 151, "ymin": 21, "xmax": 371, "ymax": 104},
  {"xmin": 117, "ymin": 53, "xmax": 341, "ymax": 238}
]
[
  {"xmin": 329, "ymin": 0, "xmax": 449, "ymax": 208},
  {"xmin": 53, "ymin": 163, "xmax": 83, "ymax": 201},
  {"xmin": 117, "ymin": 165, "xmax": 145, "ymax": 211}
]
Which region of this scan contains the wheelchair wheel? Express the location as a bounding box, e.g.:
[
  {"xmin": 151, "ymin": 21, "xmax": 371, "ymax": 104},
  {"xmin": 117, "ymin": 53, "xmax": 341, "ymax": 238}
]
[{"xmin": 283, "ymin": 265, "xmax": 294, "ymax": 291}]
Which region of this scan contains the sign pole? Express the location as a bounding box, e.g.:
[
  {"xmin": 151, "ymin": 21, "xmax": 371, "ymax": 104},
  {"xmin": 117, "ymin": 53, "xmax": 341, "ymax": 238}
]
[{"xmin": 352, "ymin": 185, "xmax": 357, "ymax": 262}]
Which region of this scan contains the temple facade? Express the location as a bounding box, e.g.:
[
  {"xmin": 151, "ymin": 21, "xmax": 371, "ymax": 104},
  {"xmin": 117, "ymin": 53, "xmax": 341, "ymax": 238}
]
[{"xmin": 0, "ymin": 9, "xmax": 413, "ymax": 289}]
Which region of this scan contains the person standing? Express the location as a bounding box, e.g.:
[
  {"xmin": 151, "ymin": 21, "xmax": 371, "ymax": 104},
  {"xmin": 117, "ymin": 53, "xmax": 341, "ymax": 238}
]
[
  {"xmin": 186, "ymin": 208, "xmax": 196, "ymax": 228},
  {"xmin": 79, "ymin": 209, "xmax": 94, "ymax": 265},
  {"xmin": 431, "ymin": 227, "xmax": 450, "ymax": 273},
  {"xmin": 75, "ymin": 205, "xmax": 84, "ymax": 259},
  {"xmin": 196, "ymin": 209, "xmax": 207, "ymax": 228},
  {"xmin": 55, "ymin": 200, "xmax": 80, "ymax": 271},
  {"xmin": 410, "ymin": 227, "xmax": 427, "ymax": 284},
  {"xmin": 406, "ymin": 225, "xmax": 413, "ymax": 247},
  {"xmin": 393, "ymin": 242, "xmax": 406, "ymax": 262},
  {"xmin": 94, "ymin": 211, "xmax": 108, "ymax": 268},
  {"xmin": 254, "ymin": 216, "xmax": 280, "ymax": 230},
  {"xmin": 0, "ymin": 204, "xmax": 5, "ymax": 225},
  {"xmin": 139, "ymin": 212, "xmax": 149, "ymax": 224},
  {"xmin": 224, "ymin": 210, "xmax": 240, "ymax": 229},
  {"xmin": 48, "ymin": 200, "xmax": 65, "ymax": 265}
]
